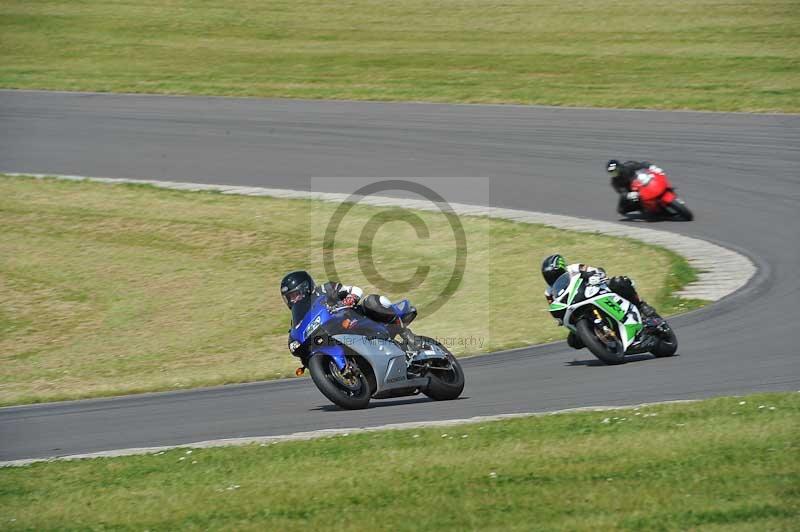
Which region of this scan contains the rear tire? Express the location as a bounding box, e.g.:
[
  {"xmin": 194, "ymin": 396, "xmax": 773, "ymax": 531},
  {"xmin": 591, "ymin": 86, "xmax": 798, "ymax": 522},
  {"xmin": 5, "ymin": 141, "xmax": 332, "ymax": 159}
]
[
  {"xmin": 576, "ymin": 319, "xmax": 626, "ymax": 365},
  {"xmin": 308, "ymin": 354, "xmax": 372, "ymax": 409},
  {"xmin": 650, "ymin": 327, "xmax": 679, "ymax": 357},
  {"xmin": 419, "ymin": 337, "xmax": 465, "ymax": 401},
  {"xmin": 666, "ymin": 199, "xmax": 693, "ymax": 221}
]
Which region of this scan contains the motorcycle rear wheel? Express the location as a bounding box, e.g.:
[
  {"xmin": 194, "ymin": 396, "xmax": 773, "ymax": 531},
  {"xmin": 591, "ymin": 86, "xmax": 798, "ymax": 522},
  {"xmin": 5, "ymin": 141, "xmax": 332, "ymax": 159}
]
[
  {"xmin": 650, "ymin": 327, "xmax": 679, "ymax": 357},
  {"xmin": 419, "ymin": 337, "xmax": 465, "ymax": 401},
  {"xmin": 576, "ymin": 319, "xmax": 626, "ymax": 365},
  {"xmin": 308, "ymin": 355, "xmax": 372, "ymax": 409}
]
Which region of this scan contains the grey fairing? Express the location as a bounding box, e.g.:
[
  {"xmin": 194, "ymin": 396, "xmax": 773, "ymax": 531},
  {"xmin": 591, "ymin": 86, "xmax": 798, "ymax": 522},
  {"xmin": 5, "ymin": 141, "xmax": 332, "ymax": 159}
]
[
  {"xmin": 410, "ymin": 343, "xmax": 450, "ymax": 362},
  {"xmin": 332, "ymin": 334, "xmax": 431, "ymax": 394}
]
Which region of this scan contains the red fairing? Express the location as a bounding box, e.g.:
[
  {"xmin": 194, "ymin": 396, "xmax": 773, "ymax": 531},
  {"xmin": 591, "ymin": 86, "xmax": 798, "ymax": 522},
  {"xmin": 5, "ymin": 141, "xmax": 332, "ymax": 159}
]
[
  {"xmin": 661, "ymin": 188, "xmax": 677, "ymax": 204},
  {"xmin": 631, "ymin": 168, "xmax": 675, "ymax": 213}
]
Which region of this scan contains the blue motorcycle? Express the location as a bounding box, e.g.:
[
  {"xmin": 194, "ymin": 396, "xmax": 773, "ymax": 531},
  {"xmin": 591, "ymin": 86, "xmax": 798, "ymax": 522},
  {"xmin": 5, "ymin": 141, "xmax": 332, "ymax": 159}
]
[{"xmin": 289, "ymin": 293, "xmax": 465, "ymax": 409}]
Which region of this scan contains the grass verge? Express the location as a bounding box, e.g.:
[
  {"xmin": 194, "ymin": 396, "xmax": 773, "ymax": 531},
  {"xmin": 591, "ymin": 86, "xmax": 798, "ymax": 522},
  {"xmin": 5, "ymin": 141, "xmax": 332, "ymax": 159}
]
[
  {"xmin": 1, "ymin": 392, "xmax": 797, "ymax": 531},
  {"xmin": 1, "ymin": 0, "xmax": 798, "ymax": 112},
  {"xmin": 0, "ymin": 175, "xmax": 703, "ymax": 406}
]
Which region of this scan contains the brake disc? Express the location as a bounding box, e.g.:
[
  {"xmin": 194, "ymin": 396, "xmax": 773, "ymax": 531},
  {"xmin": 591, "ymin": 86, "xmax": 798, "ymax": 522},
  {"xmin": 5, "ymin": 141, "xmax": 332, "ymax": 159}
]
[{"xmin": 329, "ymin": 361, "xmax": 361, "ymax": 391}]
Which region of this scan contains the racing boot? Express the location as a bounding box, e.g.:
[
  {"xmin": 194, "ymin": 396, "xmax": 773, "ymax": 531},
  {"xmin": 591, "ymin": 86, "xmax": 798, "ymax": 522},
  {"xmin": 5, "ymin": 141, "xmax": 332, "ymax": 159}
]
[
  {"xmin": 638, "ymin": 300, "xmax": 667, "ymax": 333},
  {"xmin": 643, "ymin": 316, "xmax": 665, "ymax": 331},
  {"xmin": 398, "ymin": 327, "xmax": 422, "ymax": 356},
  {"xmin": 638, "ymin": 300, "xmax": 661, "ymax": 319}
]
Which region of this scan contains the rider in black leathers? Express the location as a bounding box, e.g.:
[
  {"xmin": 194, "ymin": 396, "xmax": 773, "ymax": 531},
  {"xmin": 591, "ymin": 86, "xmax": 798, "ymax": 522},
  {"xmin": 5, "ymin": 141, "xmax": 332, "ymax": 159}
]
[
  {"xmin": 280, "ymin": 271, "xmax": 412, "ymax": 358},
  {"xmin": 280, "ymin": 271, "xmax": 362, "ymax": 358},
  {"xmin": 606, "ymin": 159, "xmax": 652, "ymax": 215}
]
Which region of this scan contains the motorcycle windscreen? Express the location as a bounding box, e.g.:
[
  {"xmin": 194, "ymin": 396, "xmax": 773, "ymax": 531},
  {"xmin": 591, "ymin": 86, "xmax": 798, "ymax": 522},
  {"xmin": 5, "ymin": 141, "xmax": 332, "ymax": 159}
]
[
  {"xmin": 550, "ymin": 272, "xmax": 572, "ymax": 300},
  {"xmin": 291, "ymin": 296, "xmax": 315, "ymax": 328}
]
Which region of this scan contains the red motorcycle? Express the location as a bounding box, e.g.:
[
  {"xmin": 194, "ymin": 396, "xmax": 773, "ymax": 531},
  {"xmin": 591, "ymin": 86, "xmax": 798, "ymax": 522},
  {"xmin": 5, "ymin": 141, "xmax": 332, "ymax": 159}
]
[{"xmin": 629, "ymin": 166, "xmax": 693, "ymax": 221}]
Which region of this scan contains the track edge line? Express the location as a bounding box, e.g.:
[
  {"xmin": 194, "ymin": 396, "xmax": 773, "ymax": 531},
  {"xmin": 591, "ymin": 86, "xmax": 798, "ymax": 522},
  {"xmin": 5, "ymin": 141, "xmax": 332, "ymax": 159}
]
[{"xmin": 0, "ymin": 399, "xmax": 700, "ymax": 467}]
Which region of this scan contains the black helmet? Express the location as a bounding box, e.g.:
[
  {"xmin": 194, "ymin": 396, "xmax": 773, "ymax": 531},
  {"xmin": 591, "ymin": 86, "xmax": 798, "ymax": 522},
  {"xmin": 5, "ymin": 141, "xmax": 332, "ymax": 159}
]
[
  {"xmin": 542, "ymin": 254, "xmax": 567, "ymax": 286},
  {"xmin": 280, "ymin": 271, "xmax": 315, "ymax": 308},
  {"xmin": 606, "ymin": 159, "xmax": 621, "ymax": 178}
]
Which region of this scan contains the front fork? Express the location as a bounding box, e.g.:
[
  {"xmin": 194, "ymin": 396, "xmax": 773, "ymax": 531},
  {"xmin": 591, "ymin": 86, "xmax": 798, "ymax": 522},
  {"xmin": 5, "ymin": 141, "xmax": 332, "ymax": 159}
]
[{"xmin": 592, "ymin": 309, "xmax": 618, "ymax": 342}]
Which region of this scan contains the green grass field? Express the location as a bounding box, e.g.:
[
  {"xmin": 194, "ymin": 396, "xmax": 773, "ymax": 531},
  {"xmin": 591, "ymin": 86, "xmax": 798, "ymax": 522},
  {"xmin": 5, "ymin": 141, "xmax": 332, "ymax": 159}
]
[
  {"xmin": 0, "ymin": 175, "xmax": 701, "ymax": 406},
  {"xmin": 2, "ymin": 392, "xmax": 797, "ymax": 531},
  {"xmin": 1, "ymin": 0, "xmax": 797, "ymax": 112}
]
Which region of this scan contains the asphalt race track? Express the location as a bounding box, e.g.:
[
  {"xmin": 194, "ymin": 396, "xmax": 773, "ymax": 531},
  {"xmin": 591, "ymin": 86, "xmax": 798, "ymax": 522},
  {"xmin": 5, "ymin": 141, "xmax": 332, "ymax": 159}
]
[{"xmin": 1, "ymin": 90, "xmax": 798, "ymax": 462}]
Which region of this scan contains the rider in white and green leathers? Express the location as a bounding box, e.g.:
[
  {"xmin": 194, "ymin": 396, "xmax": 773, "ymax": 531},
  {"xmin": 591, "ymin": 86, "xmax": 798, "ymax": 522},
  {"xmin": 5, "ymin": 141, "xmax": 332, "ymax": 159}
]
[{"xmin": 541, "ymin": 254, "xmax": 661, "ymax": 349}]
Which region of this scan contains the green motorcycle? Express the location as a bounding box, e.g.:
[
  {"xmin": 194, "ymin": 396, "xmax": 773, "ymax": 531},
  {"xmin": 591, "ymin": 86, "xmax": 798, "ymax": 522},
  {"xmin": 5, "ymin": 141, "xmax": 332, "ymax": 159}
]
[{"xmin": 548, "ymin": 272, "xmax": 678, "ymax": 364}]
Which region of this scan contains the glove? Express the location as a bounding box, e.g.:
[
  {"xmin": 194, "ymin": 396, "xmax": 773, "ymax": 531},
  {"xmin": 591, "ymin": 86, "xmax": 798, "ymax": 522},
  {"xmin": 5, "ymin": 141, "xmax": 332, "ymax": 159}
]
[
  {"xmin": 626, "ymin": 191, "xmax": 640, "ymax": 201},
  {"xmin": 342, "ymin": 294, "xmax": 358, "ymax": 307}
]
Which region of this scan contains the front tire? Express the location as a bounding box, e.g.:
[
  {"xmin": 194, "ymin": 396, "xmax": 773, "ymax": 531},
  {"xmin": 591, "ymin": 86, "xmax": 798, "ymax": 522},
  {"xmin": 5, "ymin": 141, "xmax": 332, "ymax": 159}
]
[
  {"xmin": 419, "ymin": 337, "xmax": 465, "ymax": 401},
  {"xmin": 576, "ymin": 319, "xmax": 626, "ymax": 365},
  {"xmin": 666, "ymin": 198, "xmax": 693, "ymax": 221},
  {"xmin": 308, "ymin": 355, "xmax": 372, "ymax": 409}
]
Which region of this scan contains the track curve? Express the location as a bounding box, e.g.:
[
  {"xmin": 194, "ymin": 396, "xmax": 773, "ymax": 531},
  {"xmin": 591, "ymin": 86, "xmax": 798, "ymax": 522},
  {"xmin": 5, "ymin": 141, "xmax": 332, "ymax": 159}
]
[{"xmin": 1, "ymin": 90, "xmax": 798, "ymax": 461}]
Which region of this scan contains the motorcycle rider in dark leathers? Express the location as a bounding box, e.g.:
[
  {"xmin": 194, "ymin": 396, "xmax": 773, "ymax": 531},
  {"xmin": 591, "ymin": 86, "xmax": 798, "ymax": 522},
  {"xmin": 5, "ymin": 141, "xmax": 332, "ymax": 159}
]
[
  {"xmin": 606, "ymin": 159, "xmax": 653, "ymax": 216},
  {"xmin": 541, "ymin": 254, "xmax": 662, "ymax": 350},
  {"xmin": 280, "ymin": 271, "xmax": 413, "ymax": 358}
]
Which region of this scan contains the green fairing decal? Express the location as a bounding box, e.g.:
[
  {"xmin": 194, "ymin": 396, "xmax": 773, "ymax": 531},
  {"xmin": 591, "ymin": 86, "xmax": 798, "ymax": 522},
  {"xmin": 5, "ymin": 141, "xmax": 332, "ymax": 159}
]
[
  {"xmin": 594, "ymin": 296, "xmax": 626, "ymax": 321},
  {"xmin": 567, "ymin": 278, "xmax": 582, "ymax": 305},
  {"xmin": 549, "ymin": 302, "xmax": 567, "ymax": 311},
  {"xmin": 625, "ymin": 322, "xmax": 643, "ymax": 340}
]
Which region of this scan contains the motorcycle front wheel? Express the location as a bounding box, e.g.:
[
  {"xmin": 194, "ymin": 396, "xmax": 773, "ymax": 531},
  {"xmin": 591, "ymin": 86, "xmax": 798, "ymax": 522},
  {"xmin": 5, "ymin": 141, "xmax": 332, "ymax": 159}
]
[
  {"xmin": 576, "ymin": 319, "xmax": 626, "ymax": 365},
  {"xmin": 665, "ymin": 198, "xmax": 694, "ymax": 221},
  {"xmin": 418, "ymin": 337, "xmax": 465, "ymax": 401},
  {"xmin": 308, "ymin": 354, "xmax": 372, "ymax": 409}
]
